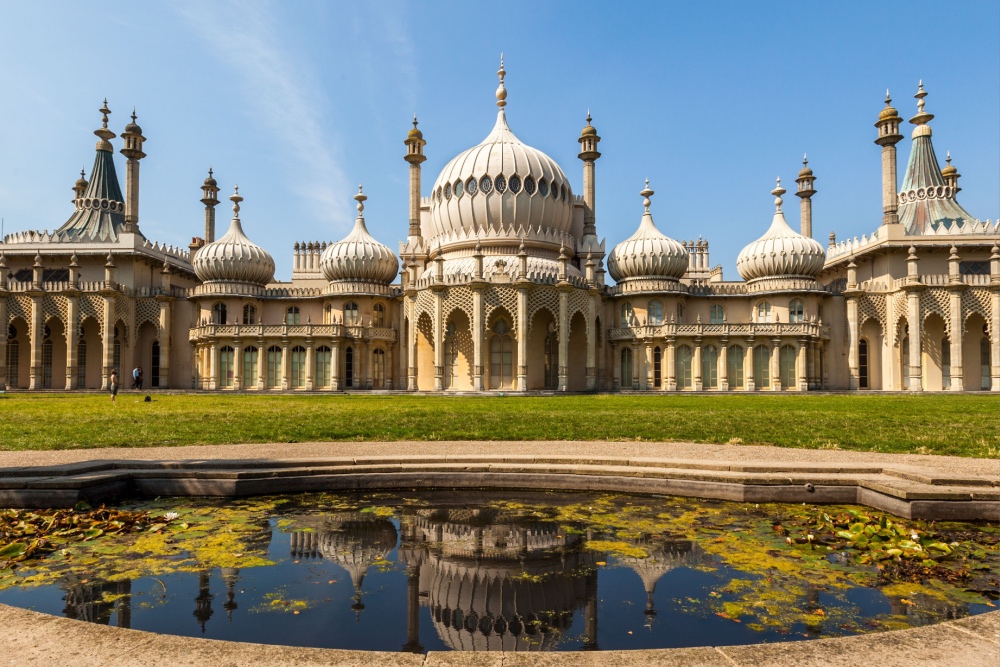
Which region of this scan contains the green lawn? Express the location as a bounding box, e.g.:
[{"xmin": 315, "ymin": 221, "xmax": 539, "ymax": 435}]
[{"xmin": 0, "ymin": 392, "xmax": 997, "ymax": 457}]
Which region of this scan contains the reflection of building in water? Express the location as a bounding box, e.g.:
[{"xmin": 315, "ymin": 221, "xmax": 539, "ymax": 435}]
[
  {"xmin": 620, "ymin": 538, "xmax": 703, "ymax": 619},
  {"xmin": 62, "ymin": 577, "xmax": 132, "ymax": 628},
  {"xmin": 886, "ymin": 593, "xmax": 970, "ymax": 626},
  {"xmin": 193, "ymin": 570, "xmax": 214, "ymax": 632},
  {"xmin": 399, "ymin": 508, "xmax": 599, "ymax": 652}
]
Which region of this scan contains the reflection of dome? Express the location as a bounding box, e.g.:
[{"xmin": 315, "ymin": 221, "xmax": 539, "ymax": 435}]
[
  {"xmin": 736, "ymin": 179, "xmax": 825, "ymax": 283},
  {"xmin": 318, "ymin": 513, "xmax": 399, "ymax": 600},
  {"xmin": 607, "ymin": 181, "xmax": 688, "ymax": 283},
  {"xmin": 192, "ymin": 189, "xmax": 275, "ymax": 286},
  {"xmin": 620, "ymin": 539, "xmax": 701, "ymax": 615},
  {"xmin": 320, "ymin": 187, "xmax": 399, "ymax": 285}
]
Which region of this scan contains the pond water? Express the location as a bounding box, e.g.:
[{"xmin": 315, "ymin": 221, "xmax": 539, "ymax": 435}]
[{"xmin": 0, "ymin": 491, "xmax": 997, "ymax": 652}]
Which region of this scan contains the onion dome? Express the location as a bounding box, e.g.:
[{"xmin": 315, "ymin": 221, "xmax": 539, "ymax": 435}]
[
  {"xmin": 428, "ymin": 56, "xmax": 574, "ymax": 245},
  {"xmin": 737, "ymin": 179, "xmax": 826, "ymax": 282},
  {"xmin": 581, "ymin": 110, "xmax": 597, "ymax": 136},
  {"xmin": 941, "ymin": 151, "xmax": 957, "ymax": 177},
  {"xmin": 798, "ymin": 156, "xmax": 813, "ymax": 178},
  {"xmin": 74, "ymin": 169, "xmax": 89, "ymax": 191},
  {"xmin": 878, "ymin": 90, "xmax": 900, "ymax": 121},
  {"xmin": 123, "ymin": 108, "xmax": 142, "ymax": 135},
  {"xmin": 192, "ymin": 187, "xmax": 275, "ymax": 286},
  {"xmin": 320, "ymin": 185, "xmax": 399, "ymax": 284},
  {"xmin": 607, "ymin": 180, "xmax": 688, "ymax": 283},
  {"xmin": 203, "ymin": 167, "xmax": 218, "ymax": 188},
  {"xmin": 318, "ymin": 513, "xmax": 398, "ymax": 617},
  {"xmin": 407, "ymin": 114, "xmax": 423, "ymax": 140}
]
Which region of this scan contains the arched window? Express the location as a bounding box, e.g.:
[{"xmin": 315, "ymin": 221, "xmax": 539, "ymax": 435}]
[
  {"xmin": 266, "ymin": 346, "xmax": 282, "ymax": 389},
  {"xmin": 286, "ymin": 306, "xmax": 300, "ymax": 326},
  {"xmin": 212, "ymin": 302, "xmax": 227, "ymax": 325},
  {"xmin": 779, "ymin": 344, "xmax": 796, "ymax": 389},
  {"xmin": 315, "ymin": 346, "xmax": 331, "ymax": 388},
  {"xmin": 858, "ymin": 339, "xmax": 869, "ymax": 389},
  {"xmin": 151, "ymin": 341, "xmax": 160, "ymax": 388},
  {"xmin": 620, "ymin": 347, "xmax": 633, "ymax": 389},
  {"xmin": 77, "ymin": 339, "xmax": 87, "ymax": 388},
  {"xmin": 981, "ymin": 334, "xmax": 991, "ymax": 390},
  {"xmin": 620, "ymin": 302, "xmax": 634, "ymax": 327},
  {"xmin": 676, "ymin": 302, "xmax": 685, "ymax": 323},
  {"xmin": 648, "ymin": 300, "xmax": 663, "ymax": 326},
  {"xmin": 489, "ymin": 320, "xmax": 513, "ymax": 389},
  {"xmin": 941, "ymin": 337, "xmax": 951, "ymax": 390},
  {"xmin": 756, "ymin": 302, "xmax": 771, "ymax": 323},
  {"xmin": 444, "ymin": 322, "xmax": 458, "ymax": 389},
  {"xmin": 41, "ymin": 339, "xmax": 53, "ymax": 389},
  {"xmin": 710, "ymin": 304, "xmax": 725, "ymax": 325},
  {"xmin": 901, "ymin": 336, "xmax": 910, "ymax": 388},
  {"xmin": 727, "ymin": 345, "xmax": 744, "ymax": 389},
  {"xmin": 373, "ymin": 303, "xmax": 386, "ymax": 328},
  {"xmin": 676, "ymin": 345, "xmax": 692, "ymax": 389},
  {"xmin": 243, "ymin": 346, "xmax": 259, "ymax": 387},
  {"xmin": 219, "ymin": 345, "xmax": 235, "ymax": 388},
  {"xmin": 242, "ymin": 304, "xmax": 257, "ymax": 325},
  {"xmin": 290, "ymin": 346, "xmax": 306, "ymax": 388},
  {"xmin": 788, "ymin": 300, "xmax": 804, "ymax": 324},
  {"xmin": 372, "ymin": 349, "xmax": 386, "ymax": 389},
  {"xmin": 702, "ymin": 345, "xmax": 719, "ymax": 389},
  {"xmin": 753, "ymin": 344, "xmax": 770, "ymax": 388},
  {"xmin": 113, "ymin": 327, "xmax": 121, "ymax": 375},
  {"xmin": 345, "ymin": 346, "xmax": 354, "ymax": 388},
  {"xmin": 5, "ymin": 339, "xmax": 19, "ymax": 389},
  {"xmin": 344, "ymin": 302, "xmax": 359, "ymax": 326},
  {"xmin": 544, "ymin": 321, "xmax": 558, "ymax": 389},
  {"xmin": 324, "ymin": 304, "xmax": 333, "ymax": 325},
  {"xmin": 653, "ymin": 346, "xmax": 662, "ymax": 388}
]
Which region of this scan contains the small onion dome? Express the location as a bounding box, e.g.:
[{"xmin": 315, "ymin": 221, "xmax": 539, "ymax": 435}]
[
  {"xmin": 737, "ymin": 179, "xmax": 825, "ymax": 282},
  {"xmin": 75, "ymin": 169, "xmax": 89, "ymax": 189},
  {"xmin": 203, "ymin": 169, "xmax": 218, "ymax": 187},
  {"xmin": 320, "ymin": 185, "xmax": 399, "ymax": 284},
  {"xmin": 123, "ymin": 109, "xmax": 142, "ymax": 135},
  {"xmin": 192, "ymin": 187, "xmax": 275, "ymax": 286},
  {"xmin": 581, "ymin": 111, "xmax": 597, "ymax": 136},
  {"xmin": 407, "ymin": 115, "xmax": 423, "ymax": 140},
  {"xmin": 798, "ymin": 160, "xmax": 813, "ymax": 179},
  {"xmin": 941, "ymin": 151, "xmax": 957, "ymax": 177},
  {"xmin": 878, "ymin": 91, "xmax": 899, "ymax": 121},
  {"xmin": 607, "ymin": 180, "xmax": 688, "ymax": 282}
]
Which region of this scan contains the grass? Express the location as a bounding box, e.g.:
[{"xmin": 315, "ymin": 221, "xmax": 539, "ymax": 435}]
[{"xmin": 0, "ymin": 392, "xmax": 997, "ymax": 457}]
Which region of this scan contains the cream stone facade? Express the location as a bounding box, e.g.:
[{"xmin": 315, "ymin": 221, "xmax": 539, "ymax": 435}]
[{"xmin": 2, "ymin": 73, "xmax": 998, "ymax": 393}]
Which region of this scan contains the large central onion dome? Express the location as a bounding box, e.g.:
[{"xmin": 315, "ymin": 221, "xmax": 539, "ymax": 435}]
[
  {"xmin": 427, "ymin": 58, "xmax": 575, "ymax": 246},
  {"xmin": 192, "ymin": 187, "xmax": 275, "ymax": 286},
  {"xmin": 607, "ymin": 181, "xmax": 688, "ymax": 283},
  {"xmin": 736, "ymin": 179, "xmax": 825, "ymax": 282},
  {"xmin": 320, "ymin": 186, "xmax": 399, "ymax": 284}
]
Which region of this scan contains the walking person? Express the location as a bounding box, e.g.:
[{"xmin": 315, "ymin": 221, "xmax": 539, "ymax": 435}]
[
  {"xmin": 110, "ymin": 369, "xmax": 119, "ymax": 403},
  {"xmin": 132, "ymin": 366, "xmax": 140, "ymax": 390},
  {"xmin": 137, "ymin": 365, "xmax": 143, "ymax": 390}
]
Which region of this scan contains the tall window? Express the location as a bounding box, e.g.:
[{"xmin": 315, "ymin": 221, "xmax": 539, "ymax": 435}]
[
  {"xmin": 753, "ymin": 344, "xmax": 770, "ymax": 388},
  {"xmin": 373, "ymin": 303, "xmax": 386, "ymax": 328},
  {"xmin": 219, "ymin": 346, "xmax": 235, "ymax": 388},
  {"xmin": 710, "ymin": 304, "xmax": 725, "ymax": 325},
  {"xmin": 620, "ymin": 347, "xmax": 633, "ymax": 389},
  {"xmin": 290, "ymin": 346, "xmax": 306, "ymax": 388},
  {"xmin": 372, "ymin": 349, "xmax": 386, "ymax": 389},
  {"xmin": 489, "ymin": 320, "xmax": 513, "ymax": 389},
  {"xmin": 648, "ymin": 300, "xmax": 663, "ymax": 326},
  {"xmin": 727, "ymin": 345, "xmax": 744, "ymax": 389},
  {"xmin": 243, "ymin": 346, "xmax": 259, "ymax": 387},
  {"xmin": 756, "ymin": 302, "xmax": 772, "ymax": 323},
  {"xmin": 779, "ymin": 344, "xmax": 796, "ymax": 389},
  {"xmin": 266, "ymin": 346, "xmax": 282, "ymax": 389},
  {"xmin": 242, "ymin": 304, "xmax": 257, "ymax": 325},
  {"xmin": 676, "ymin": 302, "xmax": 685, "ymax": 323},
  {"xmin": 620, "ymin": 302, "xmax": 634, "ymax": 327},
  {"xmin": 315, "ymin": 346, "xmax": 331, "ymax": 388},
  {"xmin": 444, "ymin": 322, "xmax": 458, "ymax": 389},
  {"xmin": 676, "ymin": 345, "xmax": 692, "ymax": 389},
  {"xmin": 113, "ymin": 330, "xmax": 121, "ymax": 375},
  {"xmin": 345, "ymin": 347, "xmax": 354, "ymax": 388},
  {"xmin": 286, "ymin": 306, "xmax": 300, "ymax": 325},
  {"xmin": 981, "ymin": 335, "xmax": 991, "ymax": 390},
  {"xmin": 151, "ymin": 341, "xmax": 160, "ymax": 388},
  {"xmin": 324, "ymin": 304, "xmax": 333, "ymax": 324},
  {"xmin": 344, "ymin": 302, "xmax": 359, "ymax": 326},
  {"xmin": 544, "ymin": 322, "xmax": 558, "ymax": 389},
  {"xmin": 41, "ymin": 339, "xmax": 53, "ymax": 389},
  {"xmin": 858, "ymin": 339, "xmax": 869, "ymax": 389},
  {"xmin": 5, "ymin": 340, "xmax": 18, "ymax": 389},
  {"xmin": 213, "ymin": 302, "xmax": 227, "ymax": 325},
  {"xmin": 901, "ymin": 337, "xmax": 910, "ymax": 388},
  {"xmin": 941, "ymin": 337, "xmax": 951, "ymax": 390},
  {"xmin": 653, "ymin": 346, "xmax": 662, "ymax": 388},
  {"xmin": 788, "ymin": 300, "xmax": 804, "ymax": 324},
  {"xmin": 77, "ymin": 339, "xmax": 87, "ymax": 388},
  {"xmin": 702, "ymin": 345, "xmax": 719, "ymax": 389}
]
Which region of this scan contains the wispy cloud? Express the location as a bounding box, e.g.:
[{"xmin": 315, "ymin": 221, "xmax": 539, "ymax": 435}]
[{"xmin": 174, "ymin": 0, "xmax": 349, "ymax": 230}]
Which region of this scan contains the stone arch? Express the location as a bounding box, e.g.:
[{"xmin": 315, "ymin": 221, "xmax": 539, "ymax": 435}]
[
  {"xmin": 443, "ymin": 308, "xmax": 473, "ymax": 390},
  {"xmin": 963, "ymin": 312, "xmax": 990, "ymax": 390},
  {"xmin": 6, "ymin": 316, "xmax": 29, "ymax": 389},
  {"xmin": 78, "ymin": 316, "xmax": 102, "ymax": 389},
  {"xmin": 415, "ymin": 311, "xmax": 436, "ymax": 391},
  {"xmin": 527, "ymin": 307, "xmax": 558, "ymax": 390},
  {"xmin": 136, "ymin": 321, "xmax": 159, "ymax": 390},
  {"xmin": 567, "ymin": 311, "xmax": 588, "ymax": 390},
  {"xmin": 42, "ymin": 316, "xmax": 67, "ymax": 390},
  {"xmin": 859, "ymin": 317, "xmax": 883, "ymax": 390},
  {"xmin": 922, "ymin": 312, "xmax": 947, "ymax": 391}
]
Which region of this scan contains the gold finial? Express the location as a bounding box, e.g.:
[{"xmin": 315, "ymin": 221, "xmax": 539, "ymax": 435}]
[
  {"xmin": 910, "ymin": 80, "xmax": 934, "ymax": 126},
  {"xmin": 100, "ymin": 99, "xmax": 110, "ymax": 129},
  {"xmin": 640, "ymin": 178, "xmax": 654, "ymax": 212},
  {"xmin": 946, "ymin": 150, "xmax": 951, "ymax": 165},
  {"xmin": 803, "ymin": 153, "xmax": 808, "ymax": 167},
  {"xmin": 771, "ymin": 177, "xmax": 786, "ymax": 211},
  {"xmin": 230, "ymin": 185, "xmax": 243, "ymax": 218},
  {"xmin": 586, "ymin": 109, "xmax": 592, "ymax": 125},
  {"xmin": 885, "ymin": 89, "xmax": 891, "ymax": 105},
  {"xmin": 94, "ymin": 99, "xmax": 116, "ymax": 149},
  {"xmin": 412, "ymin": 114, "xmax": 418, "ymax": 129},
  {"xmin": 496, "ymin": 53, "xmax": 507, "ymax": 109},
  {"xmin": 915, "ymin": 80, "xmax": 926, "ymax": 113},
  {"xmin": 354, "ymin": 183, "xmax": 367, "ymax": 216},
  {"xmin": 131, "ymin": 107, "xmax": 137, "ymax": 124}
]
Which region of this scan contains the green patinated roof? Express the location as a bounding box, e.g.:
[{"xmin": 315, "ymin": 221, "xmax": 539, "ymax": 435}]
[
  {"xmin": 898, "ymin": 133, "xmax": 978, "ymax": 235},
  {"xmin": 55, "ymin": 147, "xmax": 126, "ymax": 242}
]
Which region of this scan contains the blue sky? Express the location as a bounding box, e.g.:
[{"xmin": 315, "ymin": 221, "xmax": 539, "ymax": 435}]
[{"xmin": 1, "ymin": 1, "xmax": 997, "ymax": 280}]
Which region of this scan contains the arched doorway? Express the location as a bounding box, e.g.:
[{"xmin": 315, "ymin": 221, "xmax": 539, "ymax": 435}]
[
  {"xmin": 488, "ymin": 319, "xmax": 514, "ymax": 390},
  {"xmin": 620, "ymin": 347, "xmax": 633, "ymax": 390}
]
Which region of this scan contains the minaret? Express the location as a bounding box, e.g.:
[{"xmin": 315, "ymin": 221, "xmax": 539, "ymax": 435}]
[
  {"xmin": 403, "ymin": 116, "xmax": 426, "ymax": 241},
  {"xmin": 120, "ymin": 108, "xmax": 147, "ymax": 235},
  {"xmin": 200, "ymin": 168, "xmax": 220, "ymax": 243},
  {"xmin": 874, "ymin": 90, "xmax": 903, "ymax": 225},
  {"xmin": 72, "ymin": 169, "xmax": 88, "ymax": 207},
  {"xmin": 578, "ymin": 110, "xmax": 601, "ymax": 237},
  {"xmin": 794, "ymin": 154, "xmax": 816, "ymax": 238},
  {"xmin": 941, "ymin": 151, "xmax": 960, "ymax": 193}
]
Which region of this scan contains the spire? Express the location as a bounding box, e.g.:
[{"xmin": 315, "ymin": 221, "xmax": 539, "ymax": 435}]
[
  {"xmin": 354, "ymin": 183, "xmax": 367, "ymax": 217},
  {"xmin": 772, "ymin": 177, "xmax": 785, "ymax": 211},
  {"xmin": 909, "ymin": 80, "xmax": 934, "ymax": 130},
  {"xmin": 230, "ymin": 185, "xmax": 242, "ymax": 218},
  {"xmin": 641, "ymin": 178, "xmax": 654, "ymax": 212},
  {"xmin": 495, "ymin": 53, "xmax": 507, "ymax": 109},
  {"xmin": 94, "ymin": 99, "xmax": 116, "ymax": 152}
]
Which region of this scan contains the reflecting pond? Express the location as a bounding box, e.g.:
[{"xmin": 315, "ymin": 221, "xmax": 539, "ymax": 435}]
[{"xmin": 0, "ymin": 491, "xmax": 997, "ymax": 652}]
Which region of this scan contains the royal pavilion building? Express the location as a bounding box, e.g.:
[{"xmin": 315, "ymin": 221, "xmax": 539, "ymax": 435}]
[{"xmin": 1, "ymin": 65, "xmax": 997, "ymax": 394}]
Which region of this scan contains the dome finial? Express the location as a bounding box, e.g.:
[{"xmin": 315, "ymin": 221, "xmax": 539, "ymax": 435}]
[
  {"xmin": 100, "ymin": 99, "xmax": 110, "ymax": 129},
  {"xmin": 412, "ymin": 114, "xmax": 418, "ymax": 129},
  {"xmin": 131, "ymin": 107, "xmax": 137, "ymax": 123},
  {"xmin": 354, "ymin": 183, "xmax": 367, "ymax": 216},
  {"xmin": 640, "ymin": 178, "xmax": 654, "ymax": 212},
  {"xmin": 94, "ymin": 99, "xmax": 116, "ymax": 150},
  {"xmin": 586, "ymin": 109, "xmax": 592, "ymax": 125},
  {"xmin": 772, "ymin": 177, "xmax": 786, "ymax": 211},
  {"xmin": 946, "ymin": 150, "xmax": 951, "ymax": 165},
  {"xmin": 885, "ymin": 89, "xmax": 891, "ymax": 105},
  {"xmin": 496, "ymin": 53, "xmax": 507, "ymax": 109},
  {"xmin": 230, "ymin": 185, "xmax": 242, "ymax": 218},
  {"xmin": 803, "ymin": 153, "xmax": 808, "ymax": 167},
  {"xmin": 910, "ymin": 80, "xmax": 933, "ymax": 126}
]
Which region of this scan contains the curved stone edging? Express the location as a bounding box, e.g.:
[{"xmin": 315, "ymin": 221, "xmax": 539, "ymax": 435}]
[{"xmin": 1, "ymin": 602, "xmax": 996, "ymax": 666}]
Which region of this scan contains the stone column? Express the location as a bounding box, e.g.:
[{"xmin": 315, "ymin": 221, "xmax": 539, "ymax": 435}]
[
  {"xmin": 472, "ymin": 287, "xmax": 484, "ymax": 391},
  {"xmin": 611, "ymin": 342, "xmax": 620, "ymax": 390},
  {"xmin": 66, "ymin": 296, "xmax": 79, "ymax": 390},
  {"xmin": 406, "ymin": 296, "xmax": 417, "ymax": 390},
  {"xmin": 665, "ymin": 338, "xmax": 676, "ymax": 391},
  {"xmin": 797, "ymin": 339, "xmax": 808, "ymax": 391},
  {"xmin": 693, "ymin": 340, "xmax": 703, "ymax": 391},
  {"xmin": 947, "ymin": 289, "xmax": 964, "ymax": 391},
  {"xmin": 385, "ymin": 347, "xmax": 393, "ymax": 390},
  {"xmin": 586, "ymin": 293, "xmax": 597, "ymax": 390},
  {"xmin": 630, "ymin": 342, "xmax": 640, "ymax": 389},
  {"xmin": 906, "ymin": 291, "xmax": 922, "ymax": 391},
  {"xmin": 102, "ymin": 295, "xmax": 115, "ymax": 390},
  {"xmin": 208, "ymin": 341, "xmax": 218, "ymax": 391},
  {"xmin": 157, "ymin": 299, "xmax": 172, "ymax": 389},
  {"xmin": 281, "ymin": 340, "xmax": 290, "ymax": 390},
  {"xmin": 433, "ymin": 290, "xmax": 443, "ymax": 391},
  {"xmin": 644, "ymin": 342, "xmax": 653, "ymax": 391},
  {"xmin": 0, "ymin": 295, "xmax": 7, "ymax": 391},
  {"xmin": 257, "ymin": 336, "xmax": 266, "ymax": 390},
  {"xmin": 993, "ymin": 287, "xmax": 1000, "ymax": 391},
  {"xmin": 365, "ymin": 341, "xmax": 373, "ymax": 390},
  {"xmin": 517, "ymin": 288, "xmax": 528, "ymax": 391},
  {"xmin": 233, "ymin": 340, "xmax": 243, "ymax": 390},
  {"xmin": 719, "ymin": 341, "xmax": 729, "ymax": 391},
  {"xmin": 28, "ymin": 295, "xmax": 42, "ymax": 390},
  {"xmin": 190, "ymin": 344, "xmax": 199, "ymax": 389},
  {"xmin": 558, "ymin": 289, "xmax": 569, "ymax": 392},
  {"xmin": 745, "ymin": 341, "xmax": 755, "ymax": 391},
  {"xmin": 807, "ymin": 340, "xmax": 817, "ymax": 390},
  {"xmin": 846, "ymin": 297, "xmax": 859, "ymax": 389},
  {"xmin": 770, "ymin": 338, "xmax": 781, "ymax": 391},
  {"xmin": 305, "ymin": 340, "xmax": 315, "ymax": 391}
]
